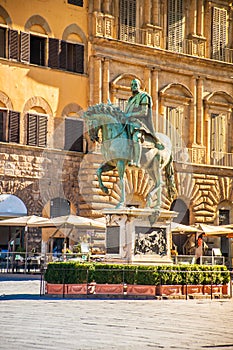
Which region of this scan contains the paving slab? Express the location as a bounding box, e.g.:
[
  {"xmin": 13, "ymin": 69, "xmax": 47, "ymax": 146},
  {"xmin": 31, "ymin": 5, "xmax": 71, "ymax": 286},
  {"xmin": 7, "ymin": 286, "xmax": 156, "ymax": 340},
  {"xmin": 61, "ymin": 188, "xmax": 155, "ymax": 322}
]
[{"xmin": 0, "ymin": 274, "xmax": 233, "ymax": 350}]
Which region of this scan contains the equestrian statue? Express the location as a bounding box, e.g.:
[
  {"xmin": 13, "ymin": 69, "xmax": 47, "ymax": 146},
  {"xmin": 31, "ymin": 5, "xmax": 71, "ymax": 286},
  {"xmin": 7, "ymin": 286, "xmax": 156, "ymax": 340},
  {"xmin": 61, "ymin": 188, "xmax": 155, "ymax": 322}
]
[{"xmin": 82, "ymin": 79, "xmax": 176, "ymax": 216}]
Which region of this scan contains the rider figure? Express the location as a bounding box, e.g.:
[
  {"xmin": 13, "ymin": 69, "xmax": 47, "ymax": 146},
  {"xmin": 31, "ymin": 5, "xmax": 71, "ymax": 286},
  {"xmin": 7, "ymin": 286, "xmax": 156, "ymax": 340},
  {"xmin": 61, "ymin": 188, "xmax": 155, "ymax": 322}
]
[{"xmin": 125, "ymin": 79, "xmax": 164, "ymax": 167}]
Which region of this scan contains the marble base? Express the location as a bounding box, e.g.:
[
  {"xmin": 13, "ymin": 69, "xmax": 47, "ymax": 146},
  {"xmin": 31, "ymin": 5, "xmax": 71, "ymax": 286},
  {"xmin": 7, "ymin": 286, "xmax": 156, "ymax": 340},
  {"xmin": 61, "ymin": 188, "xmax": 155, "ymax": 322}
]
[{"xmin": 102, "ymin": 208, "xmax": 177, "ymax": 265}]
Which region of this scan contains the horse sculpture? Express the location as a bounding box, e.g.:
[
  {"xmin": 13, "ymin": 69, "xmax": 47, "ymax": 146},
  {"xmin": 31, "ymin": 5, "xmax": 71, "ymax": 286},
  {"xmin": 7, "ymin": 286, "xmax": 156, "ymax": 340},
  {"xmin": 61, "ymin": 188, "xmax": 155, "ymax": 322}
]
[{"xmin": 82, "ymin": 103, "xmax": 176, "ymax": 214}]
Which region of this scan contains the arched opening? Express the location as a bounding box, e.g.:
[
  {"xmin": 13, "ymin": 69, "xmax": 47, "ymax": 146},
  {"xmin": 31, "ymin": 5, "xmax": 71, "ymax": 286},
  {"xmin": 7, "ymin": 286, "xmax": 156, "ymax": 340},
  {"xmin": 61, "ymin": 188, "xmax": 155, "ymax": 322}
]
[
  {"xmin": 170, "ymin": 199, "xmax": 190, "ymax": 255},
  {"xmin": 0, "ymin": 194, "xmax": 27, "ymax": 251}
]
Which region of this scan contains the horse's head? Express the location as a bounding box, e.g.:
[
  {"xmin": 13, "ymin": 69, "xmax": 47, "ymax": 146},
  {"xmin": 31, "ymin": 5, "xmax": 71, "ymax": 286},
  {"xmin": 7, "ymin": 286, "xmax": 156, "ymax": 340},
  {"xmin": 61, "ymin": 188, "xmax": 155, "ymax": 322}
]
[{"xmin": 82, "ymin": 103, "xmax": 127, "ymax": 142}]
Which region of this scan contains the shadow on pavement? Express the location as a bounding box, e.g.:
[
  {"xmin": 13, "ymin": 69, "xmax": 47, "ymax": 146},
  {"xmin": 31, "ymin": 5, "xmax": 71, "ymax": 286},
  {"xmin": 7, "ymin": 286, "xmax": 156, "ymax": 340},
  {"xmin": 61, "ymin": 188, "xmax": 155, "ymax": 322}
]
[{"xmin": 0, "ymin": 273, "xmax": 41, "ymax": 282}]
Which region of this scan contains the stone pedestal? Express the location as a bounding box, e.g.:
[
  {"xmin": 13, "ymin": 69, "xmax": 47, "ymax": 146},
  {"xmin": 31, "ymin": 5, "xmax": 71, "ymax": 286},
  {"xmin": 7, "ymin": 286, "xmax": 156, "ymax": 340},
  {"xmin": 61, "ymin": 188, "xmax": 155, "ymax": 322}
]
[{"xmin": 102, "ymin": 208, "xmax": 177, "ymax": 265}]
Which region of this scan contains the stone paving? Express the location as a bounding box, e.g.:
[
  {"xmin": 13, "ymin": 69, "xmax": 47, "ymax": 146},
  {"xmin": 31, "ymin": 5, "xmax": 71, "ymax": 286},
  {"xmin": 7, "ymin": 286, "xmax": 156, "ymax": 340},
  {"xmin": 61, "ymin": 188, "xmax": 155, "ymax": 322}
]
[{"xmin": 0, "ymin": 274, "xmax": 233, "ymax": 350}]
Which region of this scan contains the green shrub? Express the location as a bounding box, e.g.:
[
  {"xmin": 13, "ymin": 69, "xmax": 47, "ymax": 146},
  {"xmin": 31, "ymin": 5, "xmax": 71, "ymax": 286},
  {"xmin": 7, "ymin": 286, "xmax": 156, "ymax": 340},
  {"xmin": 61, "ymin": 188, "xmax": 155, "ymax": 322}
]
[{"xmin": 44, "ymin": 262, "xmax": 230, "ymax": 285}]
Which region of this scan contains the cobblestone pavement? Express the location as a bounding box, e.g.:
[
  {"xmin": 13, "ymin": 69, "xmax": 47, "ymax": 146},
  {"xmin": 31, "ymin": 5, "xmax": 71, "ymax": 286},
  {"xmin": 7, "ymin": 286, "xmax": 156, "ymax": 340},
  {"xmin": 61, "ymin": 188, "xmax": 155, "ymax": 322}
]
[{"xmin": 0, "ymin": 274, "xmax": 233, "ymax": 350}]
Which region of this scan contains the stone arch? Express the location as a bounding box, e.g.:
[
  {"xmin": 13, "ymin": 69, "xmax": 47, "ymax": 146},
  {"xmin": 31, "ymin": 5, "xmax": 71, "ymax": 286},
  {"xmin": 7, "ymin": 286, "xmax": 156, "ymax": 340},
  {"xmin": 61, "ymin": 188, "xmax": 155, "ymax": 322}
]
[
  {"xmin": 160, "ymin": 83, "xmax": 193, "ymax": 101},
  {"xmin": 24, "ymin": 15, "xmax": 52, "ymax": 35},
  {"xmin": 204, "ymin": 91, "xmax": 233, "ymax": 107},
  {"xmin": 61, "ymin": 103, "xmax": 83, "ymax": 117},
  {"xmin": 0, "ymin": 91, "xmax": 13, "ymax": 110},
  {"xmin": 62, "ymin": 23, "xmax": 87, "ymax": 44},
  {"xmin": 23, "ymin": 96, "xmax": 53, "ymax": 116},
  {"xmin": 0, "ymin": 5, "xmax": 12, "ymax": 26},
  {"xmin": 111, "ymin": 73, "xmax": 144, "ymax": 91}
]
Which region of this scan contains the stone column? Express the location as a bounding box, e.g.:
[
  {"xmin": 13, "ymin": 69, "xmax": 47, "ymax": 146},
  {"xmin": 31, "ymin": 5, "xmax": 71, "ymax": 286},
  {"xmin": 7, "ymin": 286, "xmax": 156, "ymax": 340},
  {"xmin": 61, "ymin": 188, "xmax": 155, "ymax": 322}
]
[
  {"xmin": 197, "ymin": 0, "xmax": 204, "ymax": 36},
  {"xmin": 204, "ymin": 1, "xmax": 211, "ymax": 58},
  {"xmin": 103, "ymin": 0, "xmax": 110, "ymax": 14},
  {"xmin": 196, "ymin": 77, "xmax": 204, "ymax": 145},
  {"xmin": 190, "ymin": 76, "xmax": 197, "ymax": 145},
  {"xmin": 93, "ymin": 0, "xmax": 101, "ymax": 12},
  {"xmin": 93, "ymin": 56, "xmax": 102, "ymax": 104},
  {"xmin": 144, "ymin": 0, "xmax": 151, "ymax": 25},
  {"xmin": 152, "ymin": 68, "xmax": 159, "ymax": 132},
  {"xmin": 152, "ymin": 0, "xmax": 159, "ymax": 26},
  {"xmin": 102, "ymin": 58, "xmax": 110, "ymax": 103},
  {"xmin": 189, "ymin": 0, "xmax": 196, "ymax": 35}
]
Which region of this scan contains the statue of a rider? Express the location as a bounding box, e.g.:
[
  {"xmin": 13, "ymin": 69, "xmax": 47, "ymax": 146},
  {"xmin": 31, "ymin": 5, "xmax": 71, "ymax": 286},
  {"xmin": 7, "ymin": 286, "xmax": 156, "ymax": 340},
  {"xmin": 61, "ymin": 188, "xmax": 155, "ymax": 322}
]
[{"xmin": 125, "ymin": 79, "xmax": 164, "ymax": 167}]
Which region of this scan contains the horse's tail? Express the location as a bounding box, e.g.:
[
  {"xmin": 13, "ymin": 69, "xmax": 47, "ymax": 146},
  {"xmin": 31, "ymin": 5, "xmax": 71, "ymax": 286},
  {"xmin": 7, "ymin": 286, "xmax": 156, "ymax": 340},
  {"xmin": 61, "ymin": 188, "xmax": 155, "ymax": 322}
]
[{"xmin": 164, "ymin": 153, "xmax": 177, "ymax": 200}]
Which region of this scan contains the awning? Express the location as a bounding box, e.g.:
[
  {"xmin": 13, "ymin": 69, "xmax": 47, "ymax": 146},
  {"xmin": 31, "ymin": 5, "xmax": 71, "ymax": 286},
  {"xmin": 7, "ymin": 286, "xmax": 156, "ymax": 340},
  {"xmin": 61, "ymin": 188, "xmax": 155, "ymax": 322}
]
[
  {"xmin": 197, "ymin": 223, "xmax": 233, "ymax": 237},
  {"xmin": 171, "ymin": 222, "xmax": 201, "ymax": 233}
]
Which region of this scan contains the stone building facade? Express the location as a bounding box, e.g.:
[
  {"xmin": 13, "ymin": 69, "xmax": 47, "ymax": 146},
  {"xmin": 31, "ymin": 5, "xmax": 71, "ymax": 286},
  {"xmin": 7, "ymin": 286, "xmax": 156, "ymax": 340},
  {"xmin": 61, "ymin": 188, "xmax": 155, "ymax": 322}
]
[{"xmin": 0, "ymin": 0, "xmax": 233, "ymax": 261}]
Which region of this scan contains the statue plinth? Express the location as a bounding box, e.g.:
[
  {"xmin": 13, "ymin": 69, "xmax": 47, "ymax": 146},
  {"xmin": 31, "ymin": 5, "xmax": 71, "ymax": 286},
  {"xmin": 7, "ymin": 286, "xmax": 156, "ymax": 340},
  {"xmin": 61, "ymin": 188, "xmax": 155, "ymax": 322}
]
[{"xmin": 102, "ymin": 208, "xmax": 177, "ymax": 265}]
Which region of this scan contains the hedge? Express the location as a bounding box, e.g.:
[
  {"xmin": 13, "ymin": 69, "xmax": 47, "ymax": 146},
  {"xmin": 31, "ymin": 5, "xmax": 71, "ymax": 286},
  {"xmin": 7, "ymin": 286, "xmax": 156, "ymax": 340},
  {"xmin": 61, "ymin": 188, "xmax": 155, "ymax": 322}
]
[{"xmin": 44, "ymin": 262, "xmax": 230, "ymax": 286}]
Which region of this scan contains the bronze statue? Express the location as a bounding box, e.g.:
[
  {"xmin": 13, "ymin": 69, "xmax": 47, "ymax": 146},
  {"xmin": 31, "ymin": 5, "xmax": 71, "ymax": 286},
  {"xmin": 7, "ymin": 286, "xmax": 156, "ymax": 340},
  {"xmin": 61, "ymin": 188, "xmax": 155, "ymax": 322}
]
[
  {"xmin": 125, "ymin": 79, "xmax": 164, "ymax": 167},
  {"xmin": 82, "ymin": 86, "xmax": 176, "ymax": 212}
]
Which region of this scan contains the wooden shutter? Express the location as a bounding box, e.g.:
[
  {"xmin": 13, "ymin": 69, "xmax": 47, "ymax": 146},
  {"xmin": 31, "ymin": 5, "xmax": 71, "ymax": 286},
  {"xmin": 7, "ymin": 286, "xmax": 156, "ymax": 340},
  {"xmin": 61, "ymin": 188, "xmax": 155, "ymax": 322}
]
[
  {"xmin": 8, "ymin": 111, "xmax": 20, "ymax": 143},
  {"xmin": 211, "ymin": 113, "xmax": 226, "ymax": 153},
  {"xmin": 212, "ymin": 7, "xmax": 227, "ymax": 61},
  {"xmin": 75, "ymin": 44, "xmax": 84, "ymax": 73},
  {"xmin": 20, "ymin": 32, "xmax": 30, "ymax": 63},
  {"xmin": 0, "ymin": 110, "xmax": 7, "ymax": 141},
  {"xmin": 65, "ymin": 118, "xmax": 83, "ymax": 152},
  {"xmin": 0, "ymin": 27, "xmax": 6, "ymax": 58},
  {"xmin": 8, "ymin": 29, "xmax": 19, "ymax": 60},
  {"xmin": 119, "ymin": 0, "xmax": 136, "ymax": 43},
  {"xmin": 59, "ymin": 40, "xmax": 67, "ymax": 69},
  {"xmin": 27, "ymin": 114, "xmax": 37, "ymax": 146},
  {"xmin": 38, "ymin": 115, "xmax": 47, "ymax": 147},
  {"xmin": 166, "ymin": 106, "xmax": 183, "ymax": 148},
  {"xmin": 48, "ymin": 38, "xmax": 60, "ymax": 68},
  {"xmin": 168, "ymin": 0, "xmax": 184, "ymax": 53}
]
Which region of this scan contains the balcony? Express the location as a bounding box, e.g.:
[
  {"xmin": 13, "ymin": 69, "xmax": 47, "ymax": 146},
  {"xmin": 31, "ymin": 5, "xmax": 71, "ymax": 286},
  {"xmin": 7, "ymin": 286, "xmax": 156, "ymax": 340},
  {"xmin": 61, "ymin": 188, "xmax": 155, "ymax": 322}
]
[
  {"xmin": 210, "ymin": 151, "xmax": 233, "ymax": 167},
  {"xmin": 92, "ymin": 13, "xmax": 233, "ymax": 64},
  {"xmin": 173, "ymin": 147, "xmax": 233, "ymax": 168}
]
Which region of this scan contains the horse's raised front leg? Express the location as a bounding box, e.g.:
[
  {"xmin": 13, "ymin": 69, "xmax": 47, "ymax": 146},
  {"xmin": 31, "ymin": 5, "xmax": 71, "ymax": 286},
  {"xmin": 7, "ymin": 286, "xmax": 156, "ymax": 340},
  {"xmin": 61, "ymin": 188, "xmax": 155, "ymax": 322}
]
[
  {"xmin": 116, "ymin": 159, "xmax": 126, "ymax": 209},
  {"xmin": 97, "ymin": 162, "xmax": 115, "ymax": 194}
]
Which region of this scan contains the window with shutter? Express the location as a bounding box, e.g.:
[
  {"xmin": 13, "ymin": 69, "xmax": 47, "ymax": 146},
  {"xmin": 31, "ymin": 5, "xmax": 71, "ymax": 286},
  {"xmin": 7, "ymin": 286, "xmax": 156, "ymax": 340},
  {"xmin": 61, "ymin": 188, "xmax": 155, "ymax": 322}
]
[
  {"xmin": 119, "ymin": 0, "xmax": 137, "ymax": 43},
  {"xmin": 30, "ymin": 35, "xmax": 45, "ymax": 66},
  {"xmin": 8, "ymin": 29, "xmax": 19, "ymax": 60},
  {"xmin": 27, "ymin": 113, "xmax": 47, "ymax": 147},
  {"xmin": 0, "ymin": 27, "xmax": 6, "ymax": 58},
  {"xmin": 64, "ymin": 118, "xmax": 83, "ymax": 152},
  {"xmin": 59, "ymin": 41, "xmax": 84, "ymax": 73},
  {"xmin": 20, "ymin": 32, "xmax": 30, "ymax": 63},
  {"xmin": 0, "ymin": 109, "xmax": 20, "ymax": 143},
  {"xmin": 166, "ymin": 106, "xmax": 183, "ymax": 148},
  {"xmin": 48, "ymin": 38, "xmax": 60, "ymax": 69},
  {"xmin": 167, "ymin": 0, "xmax": 185, "ymax": 53},
  {"xmin": 211, "ymin": 113, "xmax": 226, "ymax": 154},
  {"xmin": 212, "ymin": 7, "xmax": 227, "ymax": 61},
  {"xmin": 68, "ymin": 0, "xmax": 83, "ymax": 6}
]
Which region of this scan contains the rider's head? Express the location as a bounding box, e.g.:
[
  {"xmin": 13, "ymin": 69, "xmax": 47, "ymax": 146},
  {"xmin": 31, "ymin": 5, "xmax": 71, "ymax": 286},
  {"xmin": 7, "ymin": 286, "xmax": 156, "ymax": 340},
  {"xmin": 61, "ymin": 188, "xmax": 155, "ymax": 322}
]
[{"xmin": 131, "ymin": 79, "xmax": 141, "ymax": 94}]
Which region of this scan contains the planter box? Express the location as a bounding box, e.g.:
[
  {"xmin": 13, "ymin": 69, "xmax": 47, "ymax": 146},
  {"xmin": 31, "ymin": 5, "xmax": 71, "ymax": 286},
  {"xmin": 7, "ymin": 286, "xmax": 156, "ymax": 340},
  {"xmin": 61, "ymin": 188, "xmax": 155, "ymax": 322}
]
[
  {"xmin": 222, "ymin": 284, "xmax": 228, "ymax": 295},
  {"xmin": 127, "ymin": 285, "xmax": 156, "ymax": 296},
  {"xmin": 156, "ymin": 285, "xmax": 182, "ymax": 296},
  {"xmin": 67, "ymin": 284, "xmax": 87, "ymax": 295},
  {"xmin": 182, "ymin": 285, "xmax": 203, "ymax": 295},
  {"xmin": 46, "ymin": 283, "xmax": 64, "ymax": 295},
  {"xmin": 203, "ymin": 285, "xmax": 222, "ymax": 295},
  {"xmin": 94, "ymin": 284, "xmax": 124, "ymax": 295}
]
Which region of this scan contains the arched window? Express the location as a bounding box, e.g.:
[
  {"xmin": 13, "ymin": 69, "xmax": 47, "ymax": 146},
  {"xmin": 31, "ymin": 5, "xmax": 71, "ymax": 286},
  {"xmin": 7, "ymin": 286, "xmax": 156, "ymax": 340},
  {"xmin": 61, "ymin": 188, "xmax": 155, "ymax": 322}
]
[{"xmin": 170, "ymin": 198, "xmax": 189, "ymax": 225}]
